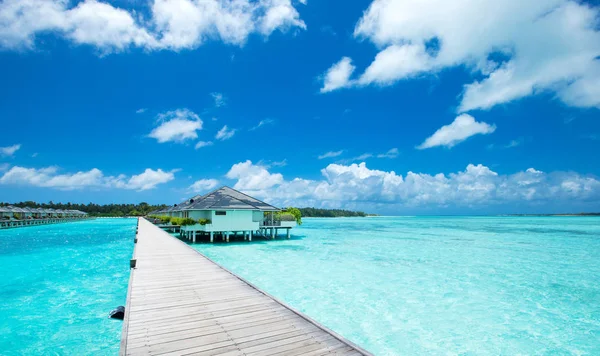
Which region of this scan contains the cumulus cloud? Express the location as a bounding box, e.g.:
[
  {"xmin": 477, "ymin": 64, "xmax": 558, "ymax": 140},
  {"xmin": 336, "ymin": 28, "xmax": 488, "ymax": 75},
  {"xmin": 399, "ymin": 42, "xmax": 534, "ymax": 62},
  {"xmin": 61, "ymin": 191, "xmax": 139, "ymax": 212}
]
[
  {"xmin": 417, "ymin": 114, "xmax": 496, "ymax": 149},
  {"xmin": 0, "ymin": 166, "xmax": 175, "ymax": 191},
  {"xmin": 0, "ymin": 0, "xmax": 305, "ymax": 52},
  {"xmin": 189, "ymin": 178, "xmax": 219, "ymax": 192},
  {"xmin": 321, "ymin": 0, "xmax": 600, "ymax": 111},
  {"xmin": 320, "ymin": 57, "xmax": 355, "ymax": 93},
  {"xmin": 318, "ymin": 150, "xmax": 344, "ymax": 159},
  {"xmin": 215, "ymin": 125, "xmax": 236, "ymax": 140},
  {"xmin": 195, "ymin": 141, "xmax": 213, "ymax": 149},
  {"xmin": 118, "ymin": 168, "xmax": 176, "ymax": 191},
  {"xmin": 0, "ymin": 144, "xmax": 21, "ymax": 157},
  {"xmin": 219, "ymin": 160, "xmax": 600, "ymax": 212},
  {"xmin": 136, "ymin": 108, "xmax": 146, "ymax": 114},
  {"xmin": 226, "ymin": 160, "xmax": 283, "ymax": 190},
  {"xmin": 149, "ymin": 109, "xmax": 203, "ymax": 143}
]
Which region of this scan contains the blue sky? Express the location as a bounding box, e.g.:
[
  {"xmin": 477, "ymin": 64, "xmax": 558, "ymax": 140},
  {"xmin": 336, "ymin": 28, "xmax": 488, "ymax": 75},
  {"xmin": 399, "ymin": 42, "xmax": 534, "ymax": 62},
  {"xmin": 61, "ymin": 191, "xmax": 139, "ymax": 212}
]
[{"xmin": 0, "ymin": 0, "xmax": 599, "ymax": 214}]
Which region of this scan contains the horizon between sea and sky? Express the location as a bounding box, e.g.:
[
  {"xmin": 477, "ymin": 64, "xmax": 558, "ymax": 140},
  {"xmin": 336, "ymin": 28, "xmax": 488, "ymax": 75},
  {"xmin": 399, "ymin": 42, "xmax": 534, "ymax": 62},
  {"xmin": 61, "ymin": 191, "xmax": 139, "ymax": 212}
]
[{"xmin": 0, "ymin": 0, "xmax": 599, "ymax": 215}]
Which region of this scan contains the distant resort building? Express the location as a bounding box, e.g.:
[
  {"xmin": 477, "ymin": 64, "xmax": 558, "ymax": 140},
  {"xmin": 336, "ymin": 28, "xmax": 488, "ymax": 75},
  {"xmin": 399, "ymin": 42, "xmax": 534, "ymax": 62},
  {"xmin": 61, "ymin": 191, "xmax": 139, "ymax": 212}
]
[
  {"xmin": 0, "ymin": 206, "xmax": 89, "ymax": 229},
  {"xmin": 150, "ymin": 186, "xmax": 296, "ymax": 243}
]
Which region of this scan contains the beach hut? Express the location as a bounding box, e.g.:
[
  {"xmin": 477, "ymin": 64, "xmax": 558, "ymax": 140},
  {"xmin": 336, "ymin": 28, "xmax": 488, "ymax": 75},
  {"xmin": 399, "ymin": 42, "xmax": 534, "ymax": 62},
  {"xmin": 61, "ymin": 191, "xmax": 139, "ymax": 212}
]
[
  {"xmin": 0, "ymin": 206, "xmax": 11, "ymax": 220},
  {"xmin": 10, "ymin": 207, "xmax": 27, "ymax": 220},
  {"xmin": 20, "ymin": 207, "xmax": 34, "ymax": 219},
  {"xmin": 176, "ymin": 186, "xmax": 295, "ymax": 242}
]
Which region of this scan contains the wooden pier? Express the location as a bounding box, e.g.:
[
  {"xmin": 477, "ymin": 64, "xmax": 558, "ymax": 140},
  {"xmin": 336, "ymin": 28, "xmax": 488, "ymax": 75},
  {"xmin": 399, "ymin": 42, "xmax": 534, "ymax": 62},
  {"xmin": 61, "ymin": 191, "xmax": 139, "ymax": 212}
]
[{"xmin": 121, "ymin": 218, "xmax": 370, "ymax": 356}]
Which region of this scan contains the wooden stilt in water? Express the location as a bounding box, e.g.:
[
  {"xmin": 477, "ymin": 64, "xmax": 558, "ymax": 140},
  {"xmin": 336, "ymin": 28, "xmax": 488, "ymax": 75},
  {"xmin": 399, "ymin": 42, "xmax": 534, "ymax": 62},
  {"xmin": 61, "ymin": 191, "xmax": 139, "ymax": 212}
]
[
  {"xmin": 287, "ymin": 229, "xmax": 290, "ymax": 239},
  {"xmin": 249, "ymin": 230, "xmax": 253, "ymax": 241},
  {"xmin": 210, "ymin": 231, "xmax": 213, "ymax": 243}
]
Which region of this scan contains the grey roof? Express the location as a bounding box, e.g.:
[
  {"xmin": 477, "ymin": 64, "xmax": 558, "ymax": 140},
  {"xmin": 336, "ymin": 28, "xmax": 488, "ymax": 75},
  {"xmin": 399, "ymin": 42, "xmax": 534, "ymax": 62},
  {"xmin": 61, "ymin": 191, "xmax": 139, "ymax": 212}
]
[
  {"xmin": 174, "ymin": 194, "xmax": 203, "ymax": 210},
  {"xmin": 182, "ymin": 186, "xmax": 280, "ymax": 212}
]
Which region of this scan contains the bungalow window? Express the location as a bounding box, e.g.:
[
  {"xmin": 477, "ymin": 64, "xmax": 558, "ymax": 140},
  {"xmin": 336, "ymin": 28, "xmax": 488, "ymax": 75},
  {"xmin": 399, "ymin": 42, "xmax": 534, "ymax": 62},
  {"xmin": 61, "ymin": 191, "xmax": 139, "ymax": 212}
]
[{"xmin": 215, "ymin": 211, "xmax": 227, "ymax": 216}]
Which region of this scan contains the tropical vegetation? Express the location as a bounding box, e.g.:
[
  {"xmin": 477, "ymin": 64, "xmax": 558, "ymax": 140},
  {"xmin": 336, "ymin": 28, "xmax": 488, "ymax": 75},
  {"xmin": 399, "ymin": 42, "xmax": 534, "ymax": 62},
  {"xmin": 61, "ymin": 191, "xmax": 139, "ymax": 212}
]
[
  {"xmin": 0, "ymin": 201, "xmax": 167, "ymax": 217},
  {"xmin": 298, "ymin": 207, "xmax": 369, "ymax": 217}
]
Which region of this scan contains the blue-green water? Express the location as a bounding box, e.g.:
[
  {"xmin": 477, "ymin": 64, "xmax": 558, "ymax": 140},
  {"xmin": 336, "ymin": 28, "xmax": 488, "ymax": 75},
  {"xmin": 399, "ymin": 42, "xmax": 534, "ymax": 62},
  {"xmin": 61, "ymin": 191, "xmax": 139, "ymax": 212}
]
[
  {"xmin": 0, "ymin": 218, "xmax": 135, "ymax": 355},
  {"xmin": 1, "ymin": 217, "xmax": 599, "ymax": 355},
  {"xmin": 193, "ymin": 217, "xmax": 600, "ymax": 355}
]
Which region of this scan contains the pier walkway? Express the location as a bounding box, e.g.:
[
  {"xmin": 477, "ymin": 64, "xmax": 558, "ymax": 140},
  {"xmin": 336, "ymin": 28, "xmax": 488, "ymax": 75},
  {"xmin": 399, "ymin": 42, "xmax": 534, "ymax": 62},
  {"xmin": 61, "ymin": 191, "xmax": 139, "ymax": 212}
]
[{"xmin": 121, "ymin": 218, "xmax": 370, "ymax": 356}]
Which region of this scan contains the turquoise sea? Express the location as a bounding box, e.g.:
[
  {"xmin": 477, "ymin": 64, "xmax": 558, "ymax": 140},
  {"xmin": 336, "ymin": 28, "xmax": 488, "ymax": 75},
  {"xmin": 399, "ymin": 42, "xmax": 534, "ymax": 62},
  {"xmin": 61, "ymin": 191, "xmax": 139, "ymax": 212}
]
[
  {"xmin": 0, "ymin": 218, "xmax": 135, "ymax": 355},
  {"xmin": 1, "ymin": 217, "xmax": 600, "ymax": 355},
  {"xmin": 193, "ymin": 216, "xmax": 600, "ymax": 355}
]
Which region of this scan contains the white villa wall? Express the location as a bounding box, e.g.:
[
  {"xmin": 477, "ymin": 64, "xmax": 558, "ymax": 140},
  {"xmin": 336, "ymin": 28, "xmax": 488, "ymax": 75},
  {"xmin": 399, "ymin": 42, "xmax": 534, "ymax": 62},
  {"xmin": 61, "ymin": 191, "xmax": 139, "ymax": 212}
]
[
  {"xmin": 211, "ymin": 210, "xmax": 258, "ymax": 231},
  {"xmin": 181, "ymin": 210, "xmax": 260, "ymax": 232},
  {"xmin": 188, "ymin": 211, "xmax": 211, "ymax": 220},
  {"xmin": 252, "ymin": 211, "xmax": 264, "ymax": 222}
]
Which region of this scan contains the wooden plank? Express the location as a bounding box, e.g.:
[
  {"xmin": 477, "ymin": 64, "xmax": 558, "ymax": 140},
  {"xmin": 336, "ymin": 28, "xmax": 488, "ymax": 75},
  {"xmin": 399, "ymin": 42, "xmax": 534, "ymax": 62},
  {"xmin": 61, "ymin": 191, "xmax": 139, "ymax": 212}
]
[{"xmin": 121, "ymin": 218, "xmax": 372, "ymax": 356}]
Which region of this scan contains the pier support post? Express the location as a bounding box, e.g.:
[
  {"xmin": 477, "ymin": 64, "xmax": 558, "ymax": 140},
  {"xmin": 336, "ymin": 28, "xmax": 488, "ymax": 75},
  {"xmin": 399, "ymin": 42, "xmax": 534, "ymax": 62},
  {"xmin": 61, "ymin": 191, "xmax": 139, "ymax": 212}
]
[
  {"xmin": 226, "ymin": 232, "xmax": 230, "ymax": 243},
  {"xmin": 210, "ymin": 231, "xmax": 214, "ymax": 243},
  {"xmin": 249, "ymin": 231, "xmax": 252, "ymax": 242},
  {"xmin": 270, "ymin": 228, "xmax": 274, "ymax": 239},
  {"xmin": 193, "ymin": 231, "xmax": 196, "ymax": 243},
  {"xmin": 287, "ymin": 229, "xmax": 290, "ymax": 239}
]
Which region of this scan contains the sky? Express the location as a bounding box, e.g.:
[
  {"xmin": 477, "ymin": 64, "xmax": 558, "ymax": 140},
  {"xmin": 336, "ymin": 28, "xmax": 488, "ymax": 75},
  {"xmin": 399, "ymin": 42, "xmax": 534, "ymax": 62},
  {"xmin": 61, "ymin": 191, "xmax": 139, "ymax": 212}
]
[{"xmin": 0, "ymin": 0, "xmax": 599, "ymax": 215}]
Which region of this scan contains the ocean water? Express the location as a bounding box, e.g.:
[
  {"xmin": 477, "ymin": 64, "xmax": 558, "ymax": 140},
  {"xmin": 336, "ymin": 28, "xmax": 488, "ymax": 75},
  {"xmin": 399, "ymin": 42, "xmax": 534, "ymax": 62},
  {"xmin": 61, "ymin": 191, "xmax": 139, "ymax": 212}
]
[
  {"xmin": 0, "ymin": 218, "xmax": 135, "ymax": 355},
  {"xmin": 193, "ymin": 216, "xmax": 600, "ymax": 355}
]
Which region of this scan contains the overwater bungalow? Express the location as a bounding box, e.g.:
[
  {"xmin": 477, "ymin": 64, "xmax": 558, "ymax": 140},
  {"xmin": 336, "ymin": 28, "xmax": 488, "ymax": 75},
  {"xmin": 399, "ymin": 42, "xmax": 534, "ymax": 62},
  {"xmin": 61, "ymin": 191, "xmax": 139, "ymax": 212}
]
[
  {"xmin": 0, "ymin": 207, "xmax": 90, "ymax": 229},
  {"xmin": 164, "ymin": 186, "xmax": 296, "ymax": 243}
]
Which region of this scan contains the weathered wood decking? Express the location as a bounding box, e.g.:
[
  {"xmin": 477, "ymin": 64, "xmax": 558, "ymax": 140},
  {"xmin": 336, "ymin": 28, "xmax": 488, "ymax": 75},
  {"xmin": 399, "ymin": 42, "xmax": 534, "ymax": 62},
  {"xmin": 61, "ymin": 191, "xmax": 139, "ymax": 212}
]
[{"xmin": 121, "ymin": 218, "xmax": 371, "ymax": 356}]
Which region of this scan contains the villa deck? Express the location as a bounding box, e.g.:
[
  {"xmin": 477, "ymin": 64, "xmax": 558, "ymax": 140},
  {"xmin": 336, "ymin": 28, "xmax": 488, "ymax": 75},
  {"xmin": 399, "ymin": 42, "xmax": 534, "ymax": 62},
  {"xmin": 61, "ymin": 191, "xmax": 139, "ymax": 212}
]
[{"xmin": 121, "ymin": 218, "xmax": 370, "ymax": 356}]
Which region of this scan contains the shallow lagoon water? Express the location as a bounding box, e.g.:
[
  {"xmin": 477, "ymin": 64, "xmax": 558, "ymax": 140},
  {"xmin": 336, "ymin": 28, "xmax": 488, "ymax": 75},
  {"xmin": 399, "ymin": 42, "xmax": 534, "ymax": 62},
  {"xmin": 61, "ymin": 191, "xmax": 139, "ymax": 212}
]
[
  {"xmin": 0, "ymin": 218, "xmax": 135, "ymax": 355},
  {"xmin": 193, "ymin": 216, "xmax": 600, "ymax": 355},
  {"xmin": 1, "ymin": 216, "xmax": 599, "ymax": 355}
]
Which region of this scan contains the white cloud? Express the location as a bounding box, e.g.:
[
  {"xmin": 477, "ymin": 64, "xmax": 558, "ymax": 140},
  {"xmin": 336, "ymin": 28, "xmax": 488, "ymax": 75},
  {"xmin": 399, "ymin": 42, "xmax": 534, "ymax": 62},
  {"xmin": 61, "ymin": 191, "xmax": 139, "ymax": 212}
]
[
  {"xmin": 211, "ymin": 92, "xmax": 226, "ymax": 107},
  {"xmin": 149, "ymin": 109, "xmax": 203, "ymax": 143},
  {"xmin": 215, "ymin": 125, "xmax": 236, "ymax": 140},
  {"xmin": 136, "ymin": 108, "xmax": 146, "ymax": 114},
  {"xmin": 189, "ymin": 178, "xmax": 219, "ymax": 192},
  {"xmin": 320, "ymin": 57, "xmax": 355, "ymax": 93},
  {"xmin": 195, "ymin": 141, "xmax": 213, "ymax": 149},
  {"xmin": 218, "ymin": 160, "xmax": 600, "ymax": 213},
  {"xmin": 250, "ymin": 118, "xmax": 274, "ymax": 131},
  {"xmin": 321, "ymin": 0, "xmax": 600, "ymax": 111},
  {"xmin": 0, "ymin": 144, "xmax": 21, "ymax": 157},
  {"xmin": 358, "ymin": 44, "xmax": 432, "ymax": 85},
  {"xmin": 119, "ymin": 168, "xmax": 176, "ymax": 191},
  {"xmin": 417, "ymin": 114, "xmax": 496, "ymax": 149},
  {"xmin": 354, "ymin": 153, "xmax": 373, "ymax": 161},
  {"xmin": 0, "ymin": 163, "xmax": 11, "ymax": 172},
  {"xmin": 226, "ymin": 160, "xmax": 283, "ymax": 190},
  {"xmin": 0, "ymin": 165, "xmax": 175, "ymax": 191},
  {"xmin": 0, "ymin": 0, "xmax": 305, "ymax": 52},
  {"xmin": 259, "ymin": 0, "xmax": 306, "ymax": 36},
  {"xmin": 377, "ymin": 148, "xmax": 399, "ymax": 158},
  {"xmin": 318, "ymin": 150, "xmax": 344, "ymax": 159}
]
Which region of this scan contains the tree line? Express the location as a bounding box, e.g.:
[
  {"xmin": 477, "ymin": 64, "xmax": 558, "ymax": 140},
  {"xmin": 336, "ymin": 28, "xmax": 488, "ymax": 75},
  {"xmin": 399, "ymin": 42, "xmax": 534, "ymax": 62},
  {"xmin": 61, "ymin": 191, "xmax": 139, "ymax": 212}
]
[
  {"xmin": 0, "ymin": 202, "xmax": 371, "ymax": 218},
  {"xmin": 298, "ymin": 207, "xmax": 370, "ymax": 217},
  {"xmin": 0, "ymin": 201, "xmax": 168, "ymax": 217}
]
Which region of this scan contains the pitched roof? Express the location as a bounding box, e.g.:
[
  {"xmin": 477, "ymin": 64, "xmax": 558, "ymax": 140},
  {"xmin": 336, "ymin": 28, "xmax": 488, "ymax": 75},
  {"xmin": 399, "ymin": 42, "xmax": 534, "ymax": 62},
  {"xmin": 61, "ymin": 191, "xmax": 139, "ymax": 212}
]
[{"xmin": 182, "ymin": 186, "xmax": 280, "ymax": 212}]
